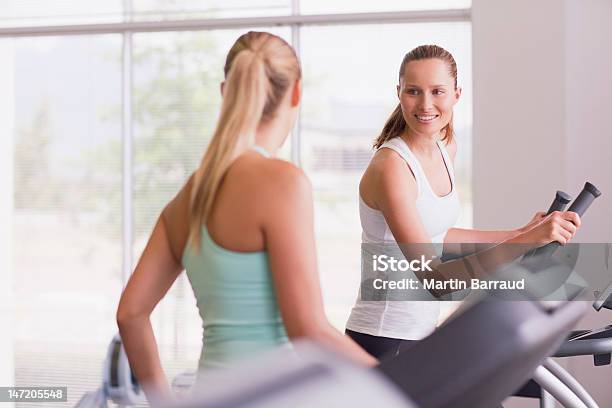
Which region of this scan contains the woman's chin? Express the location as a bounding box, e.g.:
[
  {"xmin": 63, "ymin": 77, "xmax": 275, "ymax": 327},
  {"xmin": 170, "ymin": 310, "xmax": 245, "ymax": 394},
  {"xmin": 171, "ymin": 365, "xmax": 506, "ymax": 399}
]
[{"xmin": 408, "ymin": 122, "xmax": 444, "ymax": 136}]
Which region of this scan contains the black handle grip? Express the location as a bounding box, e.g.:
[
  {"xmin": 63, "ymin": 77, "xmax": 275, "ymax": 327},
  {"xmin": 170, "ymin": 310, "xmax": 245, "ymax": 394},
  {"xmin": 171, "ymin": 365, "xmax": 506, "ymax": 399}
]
[
  {"xmin": 531, "ymin": 182, "xmax": 601, "ymax": 258},
  {"xmin": 546, "ymin": 190, "xmax": 572, "ymax": 214},
  {"xmin": 521, "ymin": 190, "xmax": 572, "ymax": 261},
  {"xmin": 566, "ymin": 182, "xmax": 602, "ymax": 215}
]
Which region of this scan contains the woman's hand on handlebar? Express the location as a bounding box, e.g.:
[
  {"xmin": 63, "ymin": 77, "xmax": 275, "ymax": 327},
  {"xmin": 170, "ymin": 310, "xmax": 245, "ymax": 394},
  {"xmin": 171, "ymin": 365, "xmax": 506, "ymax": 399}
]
[
  {"xmin": 519, "ymin": 211, "xmax": 581, "ymax": 245},
  {"xmin": 519, "ymin": 211, "xmax": 547, "ymax": 233}
]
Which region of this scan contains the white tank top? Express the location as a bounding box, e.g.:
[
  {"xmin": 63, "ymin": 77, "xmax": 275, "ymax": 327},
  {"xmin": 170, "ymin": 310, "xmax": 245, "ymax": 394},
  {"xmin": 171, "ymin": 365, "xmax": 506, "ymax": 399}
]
[{"xmin": 346, "ymin": 137, "xmax": 461, "ymax": 340}]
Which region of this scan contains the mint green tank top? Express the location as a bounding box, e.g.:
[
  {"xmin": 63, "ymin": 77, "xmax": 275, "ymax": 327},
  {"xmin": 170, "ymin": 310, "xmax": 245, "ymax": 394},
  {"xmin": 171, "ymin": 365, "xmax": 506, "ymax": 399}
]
[
  {"xmin": 182, "ymin": 228, "xmax": 289, "ymax": 370},
  {"xmin": 163, "ymin": 146, "xmax": 289, "ymax": 370}
]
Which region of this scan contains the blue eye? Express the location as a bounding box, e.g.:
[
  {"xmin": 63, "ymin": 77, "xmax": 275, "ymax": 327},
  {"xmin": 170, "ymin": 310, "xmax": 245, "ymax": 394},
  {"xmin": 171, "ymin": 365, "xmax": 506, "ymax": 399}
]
[
  {"xmin": 406, "ymin": 89, "xmax": 419, "ymax": 95},
  {"xmin": 433, "ymin": 89, "xmax": 445, "ymax": 95}
]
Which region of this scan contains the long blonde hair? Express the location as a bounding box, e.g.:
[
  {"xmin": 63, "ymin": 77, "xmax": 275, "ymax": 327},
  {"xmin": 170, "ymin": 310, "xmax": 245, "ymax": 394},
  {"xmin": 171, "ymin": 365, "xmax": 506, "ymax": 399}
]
[
  {"xmin": 189, "ymin": 31, "xmax": 301, "ymax": 248},
  {"xmin": 374, "ymin": 45, "xmax": 458, "ymax": 149}
]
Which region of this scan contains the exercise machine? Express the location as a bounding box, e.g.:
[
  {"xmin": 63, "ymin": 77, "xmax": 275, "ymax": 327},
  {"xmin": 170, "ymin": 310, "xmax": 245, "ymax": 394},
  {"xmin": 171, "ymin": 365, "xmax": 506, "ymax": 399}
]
[
  {"xmin": 159, "ymin": 290, "xmax": 587, "ymax": 408},
  {"xmin": 77, "ymin": 287, "xmax": 589, "ymax": 408},
  {"xmin": 75, "ymin": 335, "xmax": 146, "ymax": 407},
  {"xmin": 514, "ymin": 183, "xmax": 612, "ymax": 407}
]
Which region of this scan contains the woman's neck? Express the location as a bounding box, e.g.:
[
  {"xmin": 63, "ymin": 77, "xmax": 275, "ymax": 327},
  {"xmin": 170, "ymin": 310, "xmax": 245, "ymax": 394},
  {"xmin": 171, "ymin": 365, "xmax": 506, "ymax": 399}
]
[
  {"xmin": 401, "ymin": 130, "xmax": 441, "ymax": 158},
  {"xmin": 254, "ymin": 119, "xmax": 289, "ymax": 156}
]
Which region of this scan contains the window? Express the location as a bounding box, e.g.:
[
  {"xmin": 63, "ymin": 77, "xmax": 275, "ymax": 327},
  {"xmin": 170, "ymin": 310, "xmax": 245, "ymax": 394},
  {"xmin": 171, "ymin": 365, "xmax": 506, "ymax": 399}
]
[
  {"xmin": 3, "ymin": 3, "xmax": 471, "ymax": 405},
  {"xmin": 9, "ymin": 34, "xmax": 124, "ymax": 404}
]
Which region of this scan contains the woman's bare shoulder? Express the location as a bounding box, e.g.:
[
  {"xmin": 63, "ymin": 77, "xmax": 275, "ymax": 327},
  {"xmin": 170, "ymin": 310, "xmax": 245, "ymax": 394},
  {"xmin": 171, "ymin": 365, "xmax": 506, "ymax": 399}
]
[
  {"xmin": 246, "ymin": 159, "xmax": 313, "ymax": 226},
  {"xmin": 229, "ymin": 157, "xmax": 311, "ymax": 209},
  {"xmin": 261, "ymin": 159, "xmax": 311, "ymax": 197},
  {"xmin": 368, "ymin": 148, "xmax": 416, "ymax": 186},
  {"xmin": 370, "ymin": 147, "xmax": 406, "ymax": 170},
  {"xmin": 361, "ymin": 148, "xmax": 417, "ymax": 207}
]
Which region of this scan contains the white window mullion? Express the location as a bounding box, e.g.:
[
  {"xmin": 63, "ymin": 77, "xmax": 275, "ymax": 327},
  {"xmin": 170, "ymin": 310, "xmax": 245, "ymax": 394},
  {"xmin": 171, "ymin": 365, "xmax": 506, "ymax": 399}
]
[
  {"xmin": 0, "ymin": 38, "xmax": 16, "ymax": 403},
  {"xmin": 121, "ymin": 29, "xmax": 133, "ymax": 285}
]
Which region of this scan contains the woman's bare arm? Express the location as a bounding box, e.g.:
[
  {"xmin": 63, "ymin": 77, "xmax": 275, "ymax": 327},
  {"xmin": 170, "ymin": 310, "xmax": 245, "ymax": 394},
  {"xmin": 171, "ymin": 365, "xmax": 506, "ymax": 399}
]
[
  {"xmin": 262, "ymin": 161, "xmax": 377, "ymax": 367},
  {"xmin": 372, "ymin": 150, "xmax": 580, "ymax": 296},
  {"xmin": 445, "ymin": 228, "xmax": 520, "ymax": 244},
  {"xmin": 116, "ymin": 216, "xmax": 183, "ymax": 403}
]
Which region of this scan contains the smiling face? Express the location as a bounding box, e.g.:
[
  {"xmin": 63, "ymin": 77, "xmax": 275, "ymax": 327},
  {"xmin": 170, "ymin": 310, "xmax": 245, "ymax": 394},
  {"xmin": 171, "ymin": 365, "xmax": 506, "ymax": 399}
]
[{"xmin": 397, "ymin": 58, "xmax": 461, "ymax": 138}]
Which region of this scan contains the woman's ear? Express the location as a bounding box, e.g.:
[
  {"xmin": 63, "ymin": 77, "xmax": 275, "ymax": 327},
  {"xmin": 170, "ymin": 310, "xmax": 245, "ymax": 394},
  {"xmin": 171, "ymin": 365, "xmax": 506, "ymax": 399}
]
[
  {"xmin": 220, "ymin": 81, "xmax": 225, "ymax": 97},
  {"xmin": 454, "ymin": 86, "xmax": 462, "ymax": 103},
  {"xmin": 396, "ymin": 84, "xmax": 401, "ymax": 99},
  {"xmin": 290, "ymin": 79, "xmax": 301, "ymax": 107}
]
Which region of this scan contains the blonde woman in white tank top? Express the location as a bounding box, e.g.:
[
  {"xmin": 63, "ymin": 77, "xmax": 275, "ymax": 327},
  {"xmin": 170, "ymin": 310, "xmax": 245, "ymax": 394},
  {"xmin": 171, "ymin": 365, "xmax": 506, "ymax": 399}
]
[{"xmin": 345, "ymin": 45, "xmax": 582, "ymax": 359}]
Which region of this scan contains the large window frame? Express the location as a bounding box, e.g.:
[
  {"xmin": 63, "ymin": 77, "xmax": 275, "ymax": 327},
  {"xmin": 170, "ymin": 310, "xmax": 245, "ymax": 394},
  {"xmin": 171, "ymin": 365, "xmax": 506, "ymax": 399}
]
[
  {"xmin": 2, "ymin": 6, "xmax": 471, "ymax": 402},
  {"xmin": 1, "ymin": 5, "xmax": 470, "ymax": 285}
]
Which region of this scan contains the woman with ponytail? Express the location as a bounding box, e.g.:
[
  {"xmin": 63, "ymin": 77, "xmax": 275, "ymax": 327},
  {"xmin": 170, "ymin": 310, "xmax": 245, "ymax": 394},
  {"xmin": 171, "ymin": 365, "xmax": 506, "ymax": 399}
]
[
  {"xmin": 345, "ymin": 45, "xmax": 581, "ymax": 358},
  {"xmin": 116, "ymin": 31, "xmax": 376, "ymax": 402}
]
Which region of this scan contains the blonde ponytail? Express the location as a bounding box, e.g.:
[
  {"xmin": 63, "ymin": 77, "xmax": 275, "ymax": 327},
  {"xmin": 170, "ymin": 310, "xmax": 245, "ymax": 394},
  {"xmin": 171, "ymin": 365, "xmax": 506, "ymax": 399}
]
[{"xmin": 188, "ymin": 32, "xmax": 301, "ymax": 249}]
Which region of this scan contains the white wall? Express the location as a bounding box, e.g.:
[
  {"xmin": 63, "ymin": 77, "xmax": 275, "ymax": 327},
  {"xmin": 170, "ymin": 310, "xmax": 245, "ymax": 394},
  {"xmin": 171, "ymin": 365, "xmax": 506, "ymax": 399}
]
[
  {"xmin": 565, "ymin": 0, "xmax": 612, "ymax": 243},
  {"xmin": 472, "ymin": 0, "xmax": 567, "ymax": 230},
  {"xmin": 563, "ymin": 0, "xmax": 612, "ymax": 403},
  {"xmin": 0, "ymin": 38, "xmax": 15, "ymax": 406},
  {"xmin": 473, "ymin": 0, "xmax": 612, "ymax": 406},
  {"xmin": 472, "ymin": 0, "xmax": 612, "ymax": 238}
]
